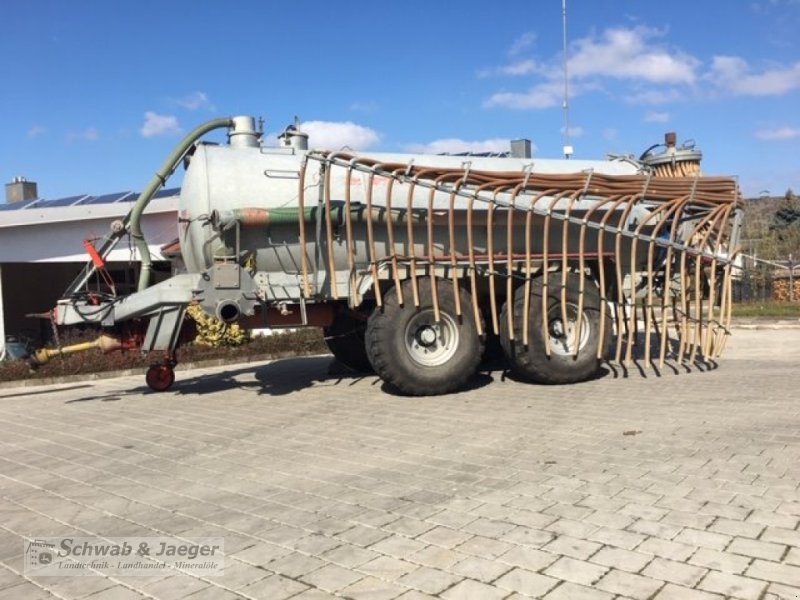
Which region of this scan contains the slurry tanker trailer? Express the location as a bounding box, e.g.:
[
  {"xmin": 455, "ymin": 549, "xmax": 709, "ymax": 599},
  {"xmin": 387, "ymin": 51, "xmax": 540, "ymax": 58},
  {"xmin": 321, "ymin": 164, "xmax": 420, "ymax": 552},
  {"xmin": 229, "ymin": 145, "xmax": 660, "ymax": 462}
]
[{"xmin": 34, "ymin": 116, "xmax": 744, "ymax": 395}]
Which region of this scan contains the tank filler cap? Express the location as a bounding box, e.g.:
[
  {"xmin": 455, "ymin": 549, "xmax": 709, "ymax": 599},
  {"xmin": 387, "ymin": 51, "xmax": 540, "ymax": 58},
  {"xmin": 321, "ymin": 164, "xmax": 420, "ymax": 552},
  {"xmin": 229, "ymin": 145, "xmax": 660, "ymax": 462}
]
[
  {"xmin": 228, "ymin": 116, "xmax": 261, "ymax": 148},
  {"xmin": 278, "ymin": 119, "xmax": 309, "ymax": 151},
  {"xmin": 640, "ymin": 131, "xmax": 702, "ymax": 167}
]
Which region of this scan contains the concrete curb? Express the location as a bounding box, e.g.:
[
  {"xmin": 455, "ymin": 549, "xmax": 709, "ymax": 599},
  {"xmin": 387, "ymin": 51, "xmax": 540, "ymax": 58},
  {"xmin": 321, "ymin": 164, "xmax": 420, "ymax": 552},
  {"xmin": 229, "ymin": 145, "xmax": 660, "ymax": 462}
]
[
  {"xmin": 730, "ymin": 318, "xmax": 800, "ymax": 330},
  {"xmin": 0, "ymin": 351, "xmax": 329, "ymax": 391}
]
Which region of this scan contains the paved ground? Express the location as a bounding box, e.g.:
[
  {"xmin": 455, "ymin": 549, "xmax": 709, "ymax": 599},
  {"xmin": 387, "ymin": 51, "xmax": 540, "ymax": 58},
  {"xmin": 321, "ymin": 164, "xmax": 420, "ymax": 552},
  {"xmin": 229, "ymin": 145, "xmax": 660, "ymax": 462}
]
[{"xmin": 1, "ymin": 328, "xmax": 799, "ymax": 600}]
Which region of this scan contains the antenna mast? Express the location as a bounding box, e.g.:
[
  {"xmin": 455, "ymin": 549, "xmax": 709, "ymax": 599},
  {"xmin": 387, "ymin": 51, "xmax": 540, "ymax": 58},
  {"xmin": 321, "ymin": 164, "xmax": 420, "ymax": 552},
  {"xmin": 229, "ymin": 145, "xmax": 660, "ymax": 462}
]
[{"xmin": 562, "ymin": 0, "xmax": 573, "ymax": 159}]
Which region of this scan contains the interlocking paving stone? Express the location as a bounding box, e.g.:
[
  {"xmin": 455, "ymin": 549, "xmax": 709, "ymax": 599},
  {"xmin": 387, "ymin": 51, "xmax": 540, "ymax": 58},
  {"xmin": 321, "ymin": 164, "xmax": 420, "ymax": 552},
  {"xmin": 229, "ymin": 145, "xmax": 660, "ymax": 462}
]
[
  {"xmin": 672, "ymin": 527, "xmax": 731, "ymax": 551},
  {"xmin": 661, "ymin": 510, "xmax": 716, "ymax": 530},
  {"xmin": 140, "ymin": 575, "xmax": 210, "ymax": 600},
  {"xmin": 583, "ymin": 509, "xmax": 635, "ymax": 530},
  {"xmin": 0, "ymin": 328, "xmax": 798, "ymax": 599},
  {"xmin": 395, "ymin": 591, "xmax": 439, "ymax": 600},
  {"xmin": 590, "ymin": 546, "xmax": 653, "ymax": 573},
  {"xmin": 626, "ymin": 519, "xmax": 682, "ymax": 540},
  {"xmin": 406, "ymin": 546, "xmax": 465, "ymax": 570},
  {"xmin": 497, "ymin": 546, "xmax": 558, "ymax": 571},
  {"xmin": 501, "ymin": 525, "xmax": 555, "ymax": 547},
  {"xmin": 292, "ymin": 589, "xmax": 340, "ymax": 600},
  {"xmin": 453, "ymin": 535, "xmax": 513, "ymax": 559},
  {"xmin": 321, "ymin": 544, "xmax": 381, "ymax": 568},
  {"xmin": 300, "ymin": 563, "xmax": 365, "ymax": 592},
  {"xmin": 746, "ymin": 560, "xmax": 800, "ymax": 587},
  {"xmin": 359, "ymin": 555, "xmax": 417, "ymax": 580},
  {"xmin": 239, "ymin": 574, "xmax": 310, "ymax": 599},
  {"xmin": 709, "ymin": 517, "xmax": 765, "ymax": 539},
  {"xmin": 636, "ymin": 537, "xmax": 696, "ymax": 561},
  {"xmin": 688, "ymin": 547, "xmax": 752, "ymax": 575},
  {"xmin": 76, "ymin": 586, "xmax": 147, "ymax": 600},
  {"xmin": 339, "ymin": 575, "xmax": 407, "ymax": 600},
  {"xmin": 786, "ymin": 548, "xmax": 800, "ymax": 567},
  {"xmin": 761, "ymin": 526, "xmax": 800, "ymax": 547},
  {"xmin": 543, "ymin": 581, "xmax": 614, "ymax": 600},
  {"xmin": 728, "ymin": 537, "xmax": 787, "ymax": 561},
  {"xmin": 541, "ymin": 535, "xmax": 602, "ymax": 560},
  {"xmin": 439, "ymin": 578, "xmax": 508, "ymax": 600},
  {"xmin": 495, "ymin": 568, "xmax": 559, "ymax": 597},
  {"xmin": 369, "ymin": 535, "xmax": 428, "ymax": 559},
  {"xmin": 697, "ymin": 570, "xmax": 769, "ymax": 600},
  {"xmin": 641, "ymin": 557, "xmax": 707, "ymax": 587},
  {"xmin": 415, "ymin": 527, "xmax": 472, "ymax": 550},
  {"xmin": 397, "ymin": 566, "xmax": 462, "ymax": 595},
  {"xmin": 652, "ymin": 583, "xmax": 724, "ymax": 600},
  {"xmin": 266, "ymin": 552, "xmax": 328, "ymax": 578},
  {"xmin": 594, "ymin": 568, "xmax": 664, "ymax": 599},
  {"xmin": 450, "ymin": 555, "xmax": 513, "ymax": 583},
  {"xmin": 587, "ymin": 526, "xmax": 647, "ymax": 550},
  {"xmin": 543, "ymin": 556, "xmax": 609, "ymax": 586},
  {"xmin": 766, "ymin": 582, "xmax": 800, "ymax": 600},
  {"xmin": 746, "ymin": 510, "xmax": 799, "ymax": 530}
]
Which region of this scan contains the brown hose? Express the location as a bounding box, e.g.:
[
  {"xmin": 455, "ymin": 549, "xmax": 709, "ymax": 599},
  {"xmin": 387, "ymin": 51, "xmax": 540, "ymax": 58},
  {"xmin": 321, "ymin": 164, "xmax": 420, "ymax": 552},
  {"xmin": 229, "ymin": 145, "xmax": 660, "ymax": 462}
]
[
  {"xmin": 297, "ymin": 157, "xmax": 311, "ymax": 298},
  {"xmin": 524, "ymin": 189, "xmax": 559, "ymax": 346},
  {"xmin": 298, "ymin": 151, "xmax": 742, "ymax": 368}
]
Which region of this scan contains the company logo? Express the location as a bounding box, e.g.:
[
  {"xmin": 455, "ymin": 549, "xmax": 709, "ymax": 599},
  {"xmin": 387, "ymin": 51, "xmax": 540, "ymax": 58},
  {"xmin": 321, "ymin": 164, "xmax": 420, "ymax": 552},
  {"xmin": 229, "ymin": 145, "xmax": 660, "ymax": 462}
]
[{"xmin": 23, "ymin": 537, "xmax": 224, "ymax": 576}]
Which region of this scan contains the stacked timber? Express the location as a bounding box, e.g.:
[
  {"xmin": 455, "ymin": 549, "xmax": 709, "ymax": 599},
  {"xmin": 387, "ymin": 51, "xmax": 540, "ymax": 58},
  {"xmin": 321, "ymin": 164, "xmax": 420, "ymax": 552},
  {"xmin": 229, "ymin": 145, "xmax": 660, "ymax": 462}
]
[{"xmin": 772, "ymin": 276, "xmax": 800, "ymax": 303}]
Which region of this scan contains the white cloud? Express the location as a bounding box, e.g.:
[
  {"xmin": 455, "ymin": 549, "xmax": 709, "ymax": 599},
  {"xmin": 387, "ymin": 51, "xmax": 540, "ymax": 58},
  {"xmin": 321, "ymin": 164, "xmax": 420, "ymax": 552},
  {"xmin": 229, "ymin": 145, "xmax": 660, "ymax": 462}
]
[
  {"xmin": 173, "ymin": 91, "xmax": 215, "ymax": 111},
  {"xmin": 484, "ymin": 26, "xmax": 699, "ymax": 110},
  {"xmin": 569, "ymin": 27, "xmax": 699, "ymax": 84},
  {"xmin": 480, "ymin": 59, "xmax": 544, "ymax": 78},
  {"xmin": 707, "ymin": 56, "xmax": 800, "ymax": 95},
  {"xmin": 560, "ymin": 125, "xmax": 585, "ymax": 138},
  {"xmin": 484, "ymin": 23, "xmax": 800, "ymax": 113},
  {"xmin": 484, "ymin": 81, "xmax": 564, "ymax": 109},
  {"xmin": 644, "ymin": 111, "xmax": 670, "ymax": 123},
  {"xmin": 302, "ymin": 120, "xmax": 380, "ymax": 150},
  {"xmin": 405, "ymin": 138, "xmax": 522, "ymax": 155},
  {"xmin": 27, "ymin": 125, "xmax": 47, "ymax": 138},
  {"xmin": 751, "ymin": 0, "xmax": 800, "ymax": 13},
  {"xmin": 626, "ymin": 88, "xmax": 684, "ymax": 105},
  {"xmin": 755, "ymin": 126, "xmax": 800, "ymax": 140},
  {"xmin": 67, "ymin": 127, "xmax": 99, "ymax": 142},
  {"xmin": 485, "ymin": 80, "xmax": 601, "ymax": 110},
  {"xmin": 603, "ymin": 128, "xmax": 619, "ymax": 142},
  {"xmin": 509, "ymin": 32, "xmax": 536, "ymax": 56},
  {"xmin": 140, "ymin": 112, "xmax": 182, "ymax": 138}
]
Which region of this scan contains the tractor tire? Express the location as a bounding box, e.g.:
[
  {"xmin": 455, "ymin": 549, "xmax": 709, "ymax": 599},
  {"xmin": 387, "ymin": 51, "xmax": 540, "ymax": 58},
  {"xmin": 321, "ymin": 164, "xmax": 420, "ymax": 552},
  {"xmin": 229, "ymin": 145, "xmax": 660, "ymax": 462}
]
[
  {"xmin": 500, "ymin": 272, "xmax": 609, "ymax": 384},
  {"xmin": 323, "ymin": 312, "xmax": 372, "ymax": 373},
  {"xmin": 366, "ymin": 278, "xmax": 484, "ymax": 396}
]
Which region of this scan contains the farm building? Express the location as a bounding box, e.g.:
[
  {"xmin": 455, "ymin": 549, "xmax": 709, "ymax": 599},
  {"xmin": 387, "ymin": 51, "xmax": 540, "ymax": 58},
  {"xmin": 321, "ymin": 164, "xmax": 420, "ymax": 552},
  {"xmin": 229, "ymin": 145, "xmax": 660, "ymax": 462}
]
[{"xmin": 0, "ymin": 178, "xmax": 178, "ymax": 358}]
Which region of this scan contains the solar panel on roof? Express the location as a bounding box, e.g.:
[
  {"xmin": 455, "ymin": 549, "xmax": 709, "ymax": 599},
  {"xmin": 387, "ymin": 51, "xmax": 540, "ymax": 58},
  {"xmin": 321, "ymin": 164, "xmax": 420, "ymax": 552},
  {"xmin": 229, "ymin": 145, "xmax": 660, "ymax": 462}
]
[
  {"xmin": 83, "ymin": 192, "xmax": 132, "ymax": 205},
  {"xmin": 0, "ymin": 198, "xmax": 41, "ymax": 211},
  {"xmin": 152, "ymin": 187, "xmax": 181, "ymax": 199},
  {"xmin": 0, "ymin": 186, "xmax": 182, "ymax": 212},
  {"xmin": 35, "ymin": 195, "xmax": 89, "ymax": 208}
]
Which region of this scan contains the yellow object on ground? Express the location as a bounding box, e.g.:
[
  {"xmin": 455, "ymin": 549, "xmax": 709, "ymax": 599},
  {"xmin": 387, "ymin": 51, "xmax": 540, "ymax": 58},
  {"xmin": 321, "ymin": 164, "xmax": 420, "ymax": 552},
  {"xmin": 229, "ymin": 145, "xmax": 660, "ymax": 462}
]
[{"xmin": 186, "ymin": 304, "xmax": 246, "ymax": 347}]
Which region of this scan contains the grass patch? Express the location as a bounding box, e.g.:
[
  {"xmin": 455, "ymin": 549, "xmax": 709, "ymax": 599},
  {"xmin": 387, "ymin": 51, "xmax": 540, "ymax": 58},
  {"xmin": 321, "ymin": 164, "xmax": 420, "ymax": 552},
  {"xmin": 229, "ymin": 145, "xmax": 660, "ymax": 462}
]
[
  {"xmin": 0, "ymin": 328, "xmax": 328, "ymax": 384},
  {"xmin": 732, "ymin": 302, "xmax": 800, "ymax": 318}
]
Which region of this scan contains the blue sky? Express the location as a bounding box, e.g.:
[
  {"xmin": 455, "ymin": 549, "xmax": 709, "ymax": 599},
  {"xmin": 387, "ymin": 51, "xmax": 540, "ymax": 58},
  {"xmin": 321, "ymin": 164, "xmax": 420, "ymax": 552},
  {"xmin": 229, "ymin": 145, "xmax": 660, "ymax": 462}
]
[{"xmin": 2, "ymin": 0, "xmax": 799, "ymax": 199}]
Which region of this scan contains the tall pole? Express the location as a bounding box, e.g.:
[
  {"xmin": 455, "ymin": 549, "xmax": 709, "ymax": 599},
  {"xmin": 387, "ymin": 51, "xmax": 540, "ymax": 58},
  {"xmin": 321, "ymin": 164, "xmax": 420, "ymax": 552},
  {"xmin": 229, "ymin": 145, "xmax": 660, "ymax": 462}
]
[{"xmin": 562, "ymin": 0, "xmax": 573, "ymax": 159}]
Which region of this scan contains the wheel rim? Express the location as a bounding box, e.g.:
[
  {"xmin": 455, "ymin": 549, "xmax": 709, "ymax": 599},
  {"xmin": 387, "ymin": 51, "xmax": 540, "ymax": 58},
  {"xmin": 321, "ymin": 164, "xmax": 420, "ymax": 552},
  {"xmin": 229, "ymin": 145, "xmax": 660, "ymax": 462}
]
[
  {"xmin": 147, "ymin": 366, "xmax": 174, "ymax": 391},
  {"xmin": 404, "ymin": 310, "xmax": 459, "ymax": 367},
  {"xmin": 547, "ymin": 304, "xmax": 591, "ymax": 356}
]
